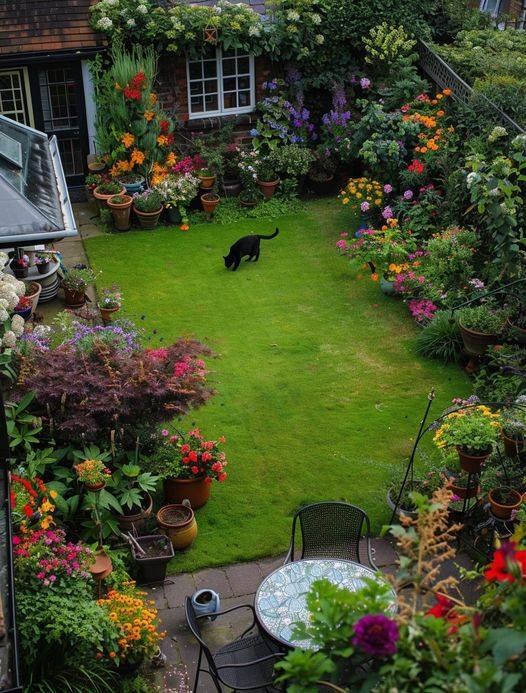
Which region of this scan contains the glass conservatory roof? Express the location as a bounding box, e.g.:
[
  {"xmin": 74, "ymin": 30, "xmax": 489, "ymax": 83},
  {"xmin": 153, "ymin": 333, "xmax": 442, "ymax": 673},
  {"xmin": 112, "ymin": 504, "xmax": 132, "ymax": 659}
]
[{"xmin": 0, "ymin": 115, "xmax": 77, "ymax": 247}]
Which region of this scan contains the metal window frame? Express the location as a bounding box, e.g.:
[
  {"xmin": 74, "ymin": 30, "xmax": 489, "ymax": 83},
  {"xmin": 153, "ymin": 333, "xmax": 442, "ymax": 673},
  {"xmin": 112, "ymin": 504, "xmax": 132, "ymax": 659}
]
[{"xmin": 186, "ymin": 48, "xmax": 255, "ymax": 120}]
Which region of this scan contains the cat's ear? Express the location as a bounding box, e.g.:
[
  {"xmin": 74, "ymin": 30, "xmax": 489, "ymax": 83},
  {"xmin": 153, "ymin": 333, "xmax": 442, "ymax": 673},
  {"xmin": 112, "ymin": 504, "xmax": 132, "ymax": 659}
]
[{"xmin": 223, "ymin": 256, "xmax": 227, "ymax": 260}]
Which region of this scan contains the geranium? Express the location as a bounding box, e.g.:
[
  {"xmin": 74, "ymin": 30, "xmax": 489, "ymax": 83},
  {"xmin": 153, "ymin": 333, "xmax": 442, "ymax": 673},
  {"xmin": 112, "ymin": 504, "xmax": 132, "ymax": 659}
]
[
  {"xmin": 154, "ymin": 428, "xmax": 228, "ymax": 483},
  {"xmin": 485, "ymin": 542, "xmax": 526, "ymax": 583},
  {"xmin": 352, "ymin": 614, "xmax": 398, "ymax": 657},
  {"xmin": 426, "ymin": 593, "xmax": 467, "ymax": 633}
]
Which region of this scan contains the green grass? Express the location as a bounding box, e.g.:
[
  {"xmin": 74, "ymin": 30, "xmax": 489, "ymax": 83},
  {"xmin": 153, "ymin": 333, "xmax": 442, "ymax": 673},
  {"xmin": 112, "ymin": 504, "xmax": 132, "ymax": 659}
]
[{"xmin": 85, "ymin": 199, "xmax": 468, "ymax": 572}]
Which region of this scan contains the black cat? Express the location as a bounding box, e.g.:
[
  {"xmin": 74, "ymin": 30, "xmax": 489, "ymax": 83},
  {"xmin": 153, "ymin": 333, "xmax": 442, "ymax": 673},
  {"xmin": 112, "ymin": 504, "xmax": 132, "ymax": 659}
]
[{"xmin": 223, "ymin": 228, "xmax": 279, "ymax": 271}]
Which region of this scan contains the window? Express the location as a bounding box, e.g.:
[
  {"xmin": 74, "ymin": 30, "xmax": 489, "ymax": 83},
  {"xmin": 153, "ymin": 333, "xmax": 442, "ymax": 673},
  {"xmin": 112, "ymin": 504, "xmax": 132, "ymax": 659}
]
[
  {"xmin": 0, "ymin": 69, "xmax": 32, "ymax": 125},
  {"xmin": 187, "ymin": 47, "xmax": 255, "ymax": 118},
  {"xmin": 479, "ymin": 0, "xmax": 503, "ymax": 17},
  {"xmin": 39, "ymin": 67, "xmax": 79, "ymax": 131}
]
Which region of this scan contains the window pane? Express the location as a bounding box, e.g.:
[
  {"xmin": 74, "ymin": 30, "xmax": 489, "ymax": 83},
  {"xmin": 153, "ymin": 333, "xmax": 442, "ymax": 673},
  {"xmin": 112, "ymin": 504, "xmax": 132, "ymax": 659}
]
[
  {"xmin": 57, "ymin": 137, "xmax": 83, "ymax": 176},
  {"xmin": 203, "ymin": 61, "xmax": 217, "ymax": 78},
  {"xmin": 222, "ymin": 48, "xmax": 236, "ymax": 59},
  {"xmin": 204, "ymin": 94, "xmax": 218, "ymax": 111},
  {"xmin": 238, "ymin": 91, "xmax": 251, "ymax": 107},
  {"xmin": 223, "ymin": 77, "xmax": 236, "ymax": 92},
  {"xmin": 191, "ymin": 95, "xmax": 204, "ymax": 112},
  {"xmin": 223, "ymin": 92, "xmax": 237, "ymax": 110},
  {"xmin": 188, "ymin": 62, "xmax": 202, "ymax": 80},
  {"xmin": 237, "ymin": 57, "xmax": 250, "ymax": 74},
  {"xmin": 190, "ymin": 81, "xmax": 202, "ymax": 95},
  {"xmin": 222, "ymin": 58, "xmax": 236, "ymax": 76},
  {"xmin": 238, "ymin": 76, "xmax": 250, "ymax": 90},
  {"xmin": 204, "ymin": 79, "xmax": 218, "ymax": 94}
]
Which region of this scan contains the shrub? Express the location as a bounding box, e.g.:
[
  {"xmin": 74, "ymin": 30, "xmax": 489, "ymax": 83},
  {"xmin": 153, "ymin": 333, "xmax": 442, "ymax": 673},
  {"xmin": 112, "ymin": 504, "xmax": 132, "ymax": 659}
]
[
  {"xmin": 415, "ymin": 311, "xmax": 463, "ymax": 363},
  {"xmin": 267, "ymin": 144, "xmax": 314, "ymax": 180},
  {"xmin": 457, "ymin": 304, "xmax": 509, "ymax": 334}
]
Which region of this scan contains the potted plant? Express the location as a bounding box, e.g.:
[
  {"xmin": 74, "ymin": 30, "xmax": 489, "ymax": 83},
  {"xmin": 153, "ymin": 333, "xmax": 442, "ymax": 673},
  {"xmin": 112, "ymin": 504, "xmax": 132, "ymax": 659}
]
[
  {"xmin": 10, "ymin": 255, "xmax": 29, "ymax": 279},
  {"xmin": 61, "ymin": 267, "xmax": 96, "ymax": 308},
  {"xmin": 457, "ymin": 304, "xmax": 509, "ymax": 356},
  {"xmin": 239, "ymin": 187, "xmax": 262, "ymax": 208},
  {"xmin": 433, "ymin": 404, "xmax": 502, "ymax": 473},
  {"xmin": 152, "ymin": 429, "xmax": 228, "ymax": 509},
  {"xmin": 132, "ymin": 189, "xmax": 163, "ymax": 229},
  {"xmin": 98, "ymin": 286, "xmax": 122, "ymax": 324},
  {"xmin": 34, "ymin": 253, "xmax": 51, "ymax": 275},
  {"xmin": 449, "ymin": 472, "xmax": 480, "ymax": 500},
  {"xmin": 88, "ymin": 157, "xmax": 106, "ymax": 174},
  {"xmin": 153, "ymin": 173, "xmax": 200, "ymax": 225},
  {"xmin": 107, "ymin": 194, "xmax": 133, "ymax": 232},
  {"xmin": 201, "ymin": 192, "xmax": 220, "ymax": 216},
  {"xmin": 501, "ymin": 398, "xmax": 526, "ymax": 457},
  {"xmin": 118, "ymin": 172, "xmax": 145, "ymax": 195},
  {"xmin": 110, "ymin": 463, "xmax": 159, "ymax": 532},
  {"xmin": 197, "ymin": 168, "xmax": 216, "ymax": 189},
  {"xmin": 74, "ymin": 458, "xmax": 111, "ymax": 492},
  {"xmin": 93, "ymin": 181, "xmax": 125, "ymax": 208},
  {"xmin": 308, "ymin": 149, "xmax": 337, "ymax": 195},
  {"xmin": 130, "ymin": 534, "xmax": 174, "ymax": 585},
  {"xmin": 22, "ymin": 281, "xmax": 41, "ymax": 316},
  {"xmin": 256, "ymin": 161, "xmax": 279, "ymax": 200},
  {"xmin": 488, "ymin": 486, "xmax": 523, "ymax": 520},
  {"xmin": 222, "ymin": 146, "xmax": 242, "ymax": 197},
  {"xmin": 13, "ymin": 295, "xmax": 32, "ymax": 321},
  {"xmin": 85, "ymin": 173, "xmax": 103, "ymax": 212}
]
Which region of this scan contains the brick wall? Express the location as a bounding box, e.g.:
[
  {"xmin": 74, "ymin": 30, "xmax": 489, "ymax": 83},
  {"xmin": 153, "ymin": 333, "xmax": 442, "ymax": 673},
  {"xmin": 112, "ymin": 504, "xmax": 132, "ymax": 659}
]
[{"xmin": 156, "ymin": 54, "xmax": 272, "ymax": 141}]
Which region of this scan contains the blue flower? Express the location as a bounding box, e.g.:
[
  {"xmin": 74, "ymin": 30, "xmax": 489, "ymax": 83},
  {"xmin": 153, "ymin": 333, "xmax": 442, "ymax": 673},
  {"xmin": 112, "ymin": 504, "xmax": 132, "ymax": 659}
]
[{"xmin": 249, "ymin": 128, "xmax": 259, "ymax": 137}]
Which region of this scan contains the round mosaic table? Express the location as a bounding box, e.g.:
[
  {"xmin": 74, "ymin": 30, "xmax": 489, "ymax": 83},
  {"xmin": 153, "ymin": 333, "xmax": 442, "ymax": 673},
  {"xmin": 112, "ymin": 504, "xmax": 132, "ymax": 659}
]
[{"xmin": 255, "ymin": 559, "xmax": 396, "ymax": 649}]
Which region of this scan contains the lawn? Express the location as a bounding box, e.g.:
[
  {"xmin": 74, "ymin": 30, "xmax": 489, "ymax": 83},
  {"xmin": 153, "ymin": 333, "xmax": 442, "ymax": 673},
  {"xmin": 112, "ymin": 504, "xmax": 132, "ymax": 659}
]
[{"xmin": 85, "ymin": 198, "xmax": 468, "ymax": 572}]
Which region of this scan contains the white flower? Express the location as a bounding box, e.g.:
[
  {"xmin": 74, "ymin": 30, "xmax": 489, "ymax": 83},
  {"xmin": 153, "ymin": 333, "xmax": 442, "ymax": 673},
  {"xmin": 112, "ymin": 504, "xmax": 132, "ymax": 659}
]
[
  {"xmin": 287, "ymin": 10, "xmax": 300, "ymax": 21},
  {"xmin": 315, "ymin": 34, "xmax": 325, "ymax": 44},
  {"xmin": 0, "ymin": 252, "xmax": 8, "ymax": 269},
  {"xmin": 126, "ymin": 18, "xmax": 136, "ymax": 27},
  {"xmin": 33, "ymin": 325, "xmax": 51, "ymax": 338},
  {"xmin": 105, "ymin": 0, "xmax": 118, "ymax": 6},
  {"xmin": 310, "ymin": 13, "xmax": 322, "ymax": 24},
  {"xmin": 11, "ymin": 314, "xmax": 24, "ymax": 337},
  {"xmin": 466, "ymin": 171, "xmax": 480, "ymax": 188},
  {"xmin": 488, "ymin": 187, "xmax": 500, "ymax": 197},
  {"xmin": 2, "ymin": 331, "xmax": 17, "ymax": 348},
  {"xmin": 0, "ymin": 309, "xmax": 8, "ymax": 323},
  {"xmin": 137, "ymin": 4, "xmax": 148, "ymax": 14},
  {"xmin": 248, "ymin": 25, "xmax": 260, "ymax": 37},
  {"xmin": 97, "ymin": 17, "xmax": 113, "ymax": 31}
]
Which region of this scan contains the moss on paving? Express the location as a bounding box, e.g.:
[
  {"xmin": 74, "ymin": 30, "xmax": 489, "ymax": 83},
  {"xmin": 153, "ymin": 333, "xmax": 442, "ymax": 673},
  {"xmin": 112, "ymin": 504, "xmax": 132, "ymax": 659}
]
[{"xmin": 85, "ymin": 198, "xmax": 468, "ymax": 572}]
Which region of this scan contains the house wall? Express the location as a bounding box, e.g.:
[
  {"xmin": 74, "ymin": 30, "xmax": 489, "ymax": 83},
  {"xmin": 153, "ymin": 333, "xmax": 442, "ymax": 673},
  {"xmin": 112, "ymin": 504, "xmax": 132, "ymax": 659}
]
[{"xmin": 156, "ymin": 54, "xmax": 272, "ymax": 145}]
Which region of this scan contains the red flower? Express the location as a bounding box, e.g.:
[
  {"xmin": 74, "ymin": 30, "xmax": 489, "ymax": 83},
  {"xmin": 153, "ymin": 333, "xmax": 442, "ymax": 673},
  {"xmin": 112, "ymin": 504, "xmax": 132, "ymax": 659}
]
[
  {"xmin": 181, "ymin": 444, "xmax": 190, "ymax": 454},
  {"xmin": 188, "ymin": 450, "xmax": 198, "ymax": 463},
  {"xmin": 218, "ymin": 472, "xmax": 227, "ymax": 482},
  {"xmin": 159, "ymin": 119, "xmax": 170, "ymax": 134},
  {"xmin": 485, "ymin": 542, "xmax": 526, "ymax": 583},
  {"xmin": 190, "ymin": 466, "xmax": 199, "ymax": 475},
  {"xmin": 426, "ymin": 593, "xmax": 454, "ymax": 619},
  {"xmin": 23, "ymin": 503, "xmax": 34, "ymax": 518},
  {"xmin": 407, "ymin": 158, "xmax": 425, "ymax": 175},
  {"xmin": 123, "ymin": 86, "xmax": 142, "ymax": 101},
  {"xmin": 130, "ymin": 71, "xmax": 146, "ymax": 89}
]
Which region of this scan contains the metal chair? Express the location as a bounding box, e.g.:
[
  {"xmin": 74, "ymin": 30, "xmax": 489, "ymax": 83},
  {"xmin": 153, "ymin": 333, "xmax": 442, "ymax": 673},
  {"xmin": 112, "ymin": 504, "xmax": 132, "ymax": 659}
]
[
  {"xmin": 185, "ymin": 597, "xmax": 284, "ymax": 692},
  {"xmin": 284, "ymin": 501, "xmax": 376, "ymax": 568}
]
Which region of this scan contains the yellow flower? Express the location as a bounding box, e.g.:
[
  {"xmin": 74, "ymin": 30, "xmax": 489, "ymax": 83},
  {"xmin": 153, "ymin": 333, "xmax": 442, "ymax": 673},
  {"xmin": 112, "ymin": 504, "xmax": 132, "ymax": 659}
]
[
  {"xmin": 49, "ymin": 490, "xmax": 58, "ymax": 499},
  {"xmin": 157, "ymin": 135, "xmax": 168, "ymax": 147},
  {"xmin": 144, "ymin": 110, "xmax": 155, "ymax": 122},
  {"xmin": 150, "ymin": 92, "xmax": 158, "ymax": 104},
  {"xmin": 342, "ymin": 197, "xmax": 349, "ymax": 205}
]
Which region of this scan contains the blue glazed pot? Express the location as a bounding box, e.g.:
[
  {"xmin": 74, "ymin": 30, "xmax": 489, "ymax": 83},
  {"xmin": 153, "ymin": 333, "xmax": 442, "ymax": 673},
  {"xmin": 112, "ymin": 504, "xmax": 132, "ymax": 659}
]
[
  {"xmin": 380, "ymin": 276, "xmax": 395, "ymax": 296},
  {"xmin": 14, "ymin": 307, "xmax": 32, "ymax": 321},
  {"xmin": 357, "ymin": 212, "xmax": 369, "ymax": 231},
  {"xmin": 191, "ymin": 589, "xmax": 220, "ymax": 621},
  {"xmin": 121, "ymin": 179, "xmax": 145, "ymax": 195}
]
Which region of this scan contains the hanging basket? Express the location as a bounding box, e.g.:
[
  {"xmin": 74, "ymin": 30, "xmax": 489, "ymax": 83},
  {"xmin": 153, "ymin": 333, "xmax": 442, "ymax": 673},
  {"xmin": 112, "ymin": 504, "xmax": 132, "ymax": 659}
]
[{"xmin": 203, "ymin": 26, "xmax": 218, "ymax": 44}]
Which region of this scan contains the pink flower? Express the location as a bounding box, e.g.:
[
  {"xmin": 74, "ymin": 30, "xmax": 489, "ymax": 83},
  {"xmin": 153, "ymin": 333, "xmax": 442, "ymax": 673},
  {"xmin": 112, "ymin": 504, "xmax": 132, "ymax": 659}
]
[
  {"xmin": 383, "ymin": 184, "xmax": 393, "ymax": 194},
  {"xmin": 12, "ymin": 535, "xmax": 21, "ymax": 545},
  {"xmin": 161, "ymin": 429, "xmax": 169, "ymax": 437}
]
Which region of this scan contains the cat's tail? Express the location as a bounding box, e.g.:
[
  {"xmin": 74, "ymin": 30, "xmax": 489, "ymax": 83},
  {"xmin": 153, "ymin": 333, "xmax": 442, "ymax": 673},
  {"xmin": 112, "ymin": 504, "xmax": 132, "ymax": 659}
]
[{"xmin": 258, "ymin": 228, "xmax": 279, "ymax": 240}]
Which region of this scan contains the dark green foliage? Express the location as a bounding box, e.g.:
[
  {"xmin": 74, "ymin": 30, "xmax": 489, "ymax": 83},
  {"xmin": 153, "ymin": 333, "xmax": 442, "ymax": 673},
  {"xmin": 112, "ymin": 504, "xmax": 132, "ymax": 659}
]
[{"xmin": 415, "ymin": 311, "xmax": 463, "ymax": 363}]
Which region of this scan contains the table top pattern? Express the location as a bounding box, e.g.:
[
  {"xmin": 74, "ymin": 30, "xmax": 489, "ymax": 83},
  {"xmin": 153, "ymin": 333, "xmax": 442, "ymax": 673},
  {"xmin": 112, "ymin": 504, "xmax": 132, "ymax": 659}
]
[{"xmin": 255, "ymin": 559, "xmax": 396, "ymax": 649}]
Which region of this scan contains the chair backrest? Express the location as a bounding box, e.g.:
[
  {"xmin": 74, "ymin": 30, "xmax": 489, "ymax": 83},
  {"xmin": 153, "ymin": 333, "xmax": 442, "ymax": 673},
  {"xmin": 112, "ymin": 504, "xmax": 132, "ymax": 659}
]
[
  {"xmin": 184, "ymin": 596, "xmax": 218, "ymax": 675},
  {"xmin": 291, "ymin": 501, "xmax": 369, "ymax": 562}
]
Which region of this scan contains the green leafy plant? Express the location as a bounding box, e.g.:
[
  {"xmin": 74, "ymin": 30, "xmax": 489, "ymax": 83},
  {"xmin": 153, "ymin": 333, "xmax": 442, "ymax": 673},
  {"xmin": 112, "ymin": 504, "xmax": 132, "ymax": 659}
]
[
  {"xmin": 110, "ymin": 463, "xmax": 159, "ymax": 512},
  {"xmin": 457, "ymin": 304, "xmax": 510, "ymax": 334},
  {"xmin": 96, "ymin": 181, "xmax": 122, "ymax": 195},
  {"xmin": 132, "ymin": 189, "xmax": 163, "ymax": 213},
  {"xmin": 434, "ymin": 404, "xmax": 502, "ymax": 455},
  {"xmin": 5, "ymin": 392, "xmax": 42, "ymax": 454},
  {"xmin": 61, "ymin": 268, "xmax": 97, "ymax": 293},
  {"xmin": 415, "ymin": 311, "xmax": 463, "ymax": 363}
]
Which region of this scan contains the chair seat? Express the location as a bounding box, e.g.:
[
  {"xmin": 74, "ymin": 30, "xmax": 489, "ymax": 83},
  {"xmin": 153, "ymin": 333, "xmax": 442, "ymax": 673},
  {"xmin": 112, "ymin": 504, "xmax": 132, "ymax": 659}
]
[{"xmin": 214, "ymin": 634, "xmax": 280, "ymax": 689}]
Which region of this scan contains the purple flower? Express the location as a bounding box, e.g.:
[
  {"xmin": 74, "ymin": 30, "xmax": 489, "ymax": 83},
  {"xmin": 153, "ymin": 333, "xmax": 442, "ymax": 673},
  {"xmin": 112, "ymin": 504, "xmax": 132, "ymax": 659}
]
[
  {"xmin": 360, "ymin": 77, "xmax": 371, "ymax": 90},
  {"xmin": 403, "ymin": 190, "xmax": 413, "ymax": 200},
  {"xmin": 383, "ymin": 184, "xmax": 393, "ymax": 194},
  {"xmin": 360, "ymin": 201, "xmax": 370, "ymax": 212},
  {"xmin": 352, "ymin": 614, "xmax": 399, "ymax": 657},
  {"xmin": 469, "ymin": 278, "xmax": 485, "ymax": 290},
  {"xmin": 382, "ymin": 206, "xmax": 394, "ymax": 220}
]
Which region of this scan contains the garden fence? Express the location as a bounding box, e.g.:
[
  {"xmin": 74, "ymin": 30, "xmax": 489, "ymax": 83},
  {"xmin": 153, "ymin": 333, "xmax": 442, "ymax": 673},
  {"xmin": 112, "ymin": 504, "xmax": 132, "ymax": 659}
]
[{"xmin": 416, "ymin": 39, "xmax": 526, "ymax": 134}]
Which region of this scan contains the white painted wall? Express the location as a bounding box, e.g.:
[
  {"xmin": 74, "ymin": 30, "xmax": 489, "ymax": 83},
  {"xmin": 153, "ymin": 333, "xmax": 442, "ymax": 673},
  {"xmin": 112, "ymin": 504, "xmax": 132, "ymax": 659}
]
[{"xmin": 81, "ymin": 60, "xmax": 97, "ymax": 155}]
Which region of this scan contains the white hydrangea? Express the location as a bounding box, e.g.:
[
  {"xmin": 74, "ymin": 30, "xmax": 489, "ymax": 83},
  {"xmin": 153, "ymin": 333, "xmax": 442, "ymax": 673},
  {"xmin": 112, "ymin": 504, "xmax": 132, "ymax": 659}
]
[
  {"xmin": 310, "ymin": 13, "xmax": 322, "ymax": 24},
  {"xmin": 105, "ymin": 0, "xmax": 118, "ymax": 6},
  {"xmin": 137, "ymin": 4, "xmax": 148, "ymax": 14},
  {"xmin": 2, "ymin": 331, "xmax": 17, "ymax": 348},
  {"xmin": 488, "ymin": 187, "xmax": 500, "ymax": 197},
  {"xmin": 248, "ymin": 25, "xmax": 260, "ymax": 37},
  {"xmin": 97, "ymin": 16, "xmax": 114, "ymax": 30},
  {"xmin": 0, "ymin": 309, "xmax": 8, "ymax": 323},
  {"xmin": 11, "ymin": 314, "xmax": 24, "ymax": 337},
  {"xmin": 315, "ymin": 34, "xmax": 325, "ymax": 44},
  {"xmin": 466, "ymin": 171, "xmax": 480, "ymax": 188},
  {"xmin": 33, "ymin": 324, "xmax": 51, "ymax": 339},
  {"xmin": 126, "ymin": 18, "xmax": 136, "ymax": 27},
  {"xmin": 287, "ymin": 10, "xmax": 300, "ymax": 21},
  {"xmin": 0, "ymin": 252, "xmax": 8, "ymax": 269}
]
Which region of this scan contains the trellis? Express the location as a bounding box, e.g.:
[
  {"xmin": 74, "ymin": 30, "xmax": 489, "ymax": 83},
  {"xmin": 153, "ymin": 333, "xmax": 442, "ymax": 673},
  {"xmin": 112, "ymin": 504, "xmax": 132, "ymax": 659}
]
[{"xmin": 416, "ymin": 39, "xmax": 526, "ymax": 135}]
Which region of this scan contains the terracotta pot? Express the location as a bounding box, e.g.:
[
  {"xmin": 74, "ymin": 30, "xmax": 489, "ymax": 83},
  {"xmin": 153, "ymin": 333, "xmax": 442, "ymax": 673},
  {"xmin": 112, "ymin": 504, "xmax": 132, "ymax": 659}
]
[
  {"xmin": 488, "ymin": 487, "xmax": 522, "ymax": 520},
  {"xmin": 99, "ymin": 305, "xmax": 120, "ymax": 325},
  {"xmin": 133, "ymin": 205, "xmax": 163, "ymax": 229},
  {"xmin": 457, "ymin": 446, "xmax": 491, "ymax": 473},
  {"xmin": 89, "ymin": 549, "xmax": 113, "ymax": 580},
  {"xmin": 507, "ymin": 317, "xmax": 526, "ymax": 346},
  {"xmin": 257, "ymin": 178, "xmax": 279, "ymax": 200},
  {"xmin": 198, "ymin": 174, "xmax": 216, "ymax": 189},
  {"xmin": 450, "ymin": 480, "xmax": 480, "ymax": 500},
  {"xmin": 201, "ymin": 193, "xmax": 220, "ymax": 215},
  {"xmin": 502, "ymin": 431, "xmax": 524, "ymax": 458},
  {"xmin": 157, "ymin": 504, "xmax": 197, "ymax": 550},
  {"xmin": 117, "ymin": 492, "xmax": 153, "ymax": 532},
  {"xmin": 107, "ymin": 194, "xmax": 133, "ymax": 231},
  {"xmin": 93, "ymin": 185, "xmax": 125, "ymax": 209},
  {"xmin": 459, "ymin": 322, "xmax": 500, "ymax": 356},
  {"xmin": 25, "ymin": 281, "xmax": 42, "ymax": 315},
  {"xmin": 63, "ymin": 286, "xmax": 86, "ymax": 308},
  {"xmin": 85, "ymin": 481, "xmax": 105, "ymax": 492},
  {"xmin": 164, "ymin": 476, "xmax": 211, "ymax": 509}
]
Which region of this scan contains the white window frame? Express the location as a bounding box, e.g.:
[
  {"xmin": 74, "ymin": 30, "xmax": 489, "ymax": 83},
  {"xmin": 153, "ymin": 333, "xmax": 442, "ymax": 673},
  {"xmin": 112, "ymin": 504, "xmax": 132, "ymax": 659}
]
[
  {"xmin": 0, "ymin": 67, "xmax": 34, "ymax": 127},
  {"xmin": 186, "ymin": 48, "xmax": 255, "ymax": 120}
]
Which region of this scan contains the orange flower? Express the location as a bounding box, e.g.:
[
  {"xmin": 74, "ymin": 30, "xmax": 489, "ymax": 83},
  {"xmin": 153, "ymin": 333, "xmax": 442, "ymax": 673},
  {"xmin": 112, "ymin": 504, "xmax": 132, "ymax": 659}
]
[
  {"xmin": 144, "ymin": 110, "xmax": 155, "ymax": 122},
  {"xmin": 166, "ymin": 151, "xmax": 177, "ymax": 167},
  {"xmin": 149, "ymin": 92, "xmax": 158, "ymax": 104},
  {"xmin": 371, "ymin": 273, "xmax": 379, "ymax": 282},
  {"xmin": 130, "ymin": 149, "xmax": 145, "ymax": 166},
  {"xmin": 180, "ymin": 224, "xmax": 189, "ymax": 231},
  {"xmin": 121, "ymin": 132, "xmax": 135, "ymax": 148},
  {"xmin": 157, "ymin": 135, "xmax": 168, "ymax": 147},
  {"xmin": 443, "ymin": 88, "xmax": 452, "ymax": 96},
  {"xmin": 420, "ymin": 146, "xmax": 428, "ymax": 153},
  {"xmin": 436, "ymin": 110, "xmax": 445, "ymax": 117}
]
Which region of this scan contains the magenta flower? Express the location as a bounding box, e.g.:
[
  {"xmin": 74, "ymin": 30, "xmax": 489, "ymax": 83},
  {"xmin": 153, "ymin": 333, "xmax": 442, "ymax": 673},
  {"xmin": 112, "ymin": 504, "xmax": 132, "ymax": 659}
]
[
  {"xmin": 360, "ymin": 201, "xmax": 370, "ymax": 212},
  {"xmin": 353, "ymin": 614, "xmax": 399, "ymax": 657},
  {"xmin": 382, "ymin": 206, "xmax": 394, "ymax": 220}
]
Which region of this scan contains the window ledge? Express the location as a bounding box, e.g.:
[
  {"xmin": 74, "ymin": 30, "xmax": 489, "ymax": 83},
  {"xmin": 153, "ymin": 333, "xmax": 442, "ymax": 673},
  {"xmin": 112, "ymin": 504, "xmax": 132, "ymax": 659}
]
[{"xmin": 185, "ymin": 112, "xmax": 256, "ymax": 131}]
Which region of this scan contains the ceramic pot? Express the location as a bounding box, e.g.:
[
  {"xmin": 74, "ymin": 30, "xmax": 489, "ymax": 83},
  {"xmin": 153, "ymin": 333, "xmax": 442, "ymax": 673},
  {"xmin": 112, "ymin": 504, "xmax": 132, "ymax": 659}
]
[
  {"xmin": 36, "ymin": 261, "xmax": 50, "ymax": 275},
  {"xmin": 107, "ymin": 194, "xmax": 133, "ymax": 231},
  {"xmin": 164, "ymin": 476, "xmax": 211, "ymax": 509},
  {"xmin": 459, "ymin": 322, "xmax": 500, "ymax": 356},
  {"xmin": 198, "ymin": 174, "xmax": 216, "ymax": 189},
  {"xmin": 131, "ymin": 534, "xmax": 174, "ymax": 585},
  {"xmin": 117, "ymin": 492, "xmax": 153, "ymax": 533},
  {"xmin": 85, "ymin": 481, "xmax": 105, "ymax": 492},
  {"xmin": 457, "ymin": 446, "xmax": 491, "ymax": 473},
  {"xmin": 120, "ymin": 179, "xmax": 145, "ymax": 195},
  {"xmin": 89, "ymin": 549, "xmax": 113, "ymax": 580},
  {"xmin": 222, "ymin": 178, "xmax": 242, "ymax": 197},
  {"xmin": 13, "ymin": 307, "xmax": 32, "ymax": 321},
  {"xmin": 507, "ymin": 318, "xmax": 526, "ymax": 346},
  {"xmin": 257, "ymin": 178, "xmax": 279, "ymax": 200},
  {"xmin": 380, "ymin": 277, "xmax": 395, "ymax": 296},
  {"xmin": 93, "ymin": 185, "xmax": 126, "ymax": 209},
  {"xmin": 88, "ymin": 161, "xmax": 106, "ymax": 174},
  {"xmin": 166, "ymin": 206, "xmax": 182, "ymax": 224},
  {"xmin": 488, "ymin": 487, "xmax": 522, "ymax": 520},
  {"xmin": 63, "ymin": 286, "xmax": 86, "ymax": 308},
  {"xmin": 201, "ymin": 193, "xmax": 220, "ymax": 215},
  {"xmin": 24, "ymin": 282, "xmax": 42, "ymax": 315},
  {"xmin": 386, "ymin": 487, "xmax": 418, "ymax": 520},
  {"xmin": 157, "ymin": 504, "xmax": 197, "ymax": 550},
  {"xmin": 502, "ymin": 432, "xmax": 524, "ymax": 458},
  {"xmin": 10, "ymin": 261, "xmax": 28, "ymax": 278},
  {"xmin": 99, "ymin": 305, "xmax": 120, "ymax": 325},
  {"xmin": 133, "ymin": 206, "xmax": 163, "ymax": 229},
  {"xmin": 191, "ymin": 589, "xmax": 220, "ymax": 621}
]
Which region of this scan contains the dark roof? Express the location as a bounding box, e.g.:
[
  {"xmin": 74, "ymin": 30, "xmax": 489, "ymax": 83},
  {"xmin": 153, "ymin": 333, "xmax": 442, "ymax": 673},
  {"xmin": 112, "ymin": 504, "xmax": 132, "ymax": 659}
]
[
  {"xmin": 0, "ymin": 1, "xmax": 103, "ymax": 57},
  {"xmin": 156, "ymin": 1, "xmax": 267, "ymax": 16}
]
